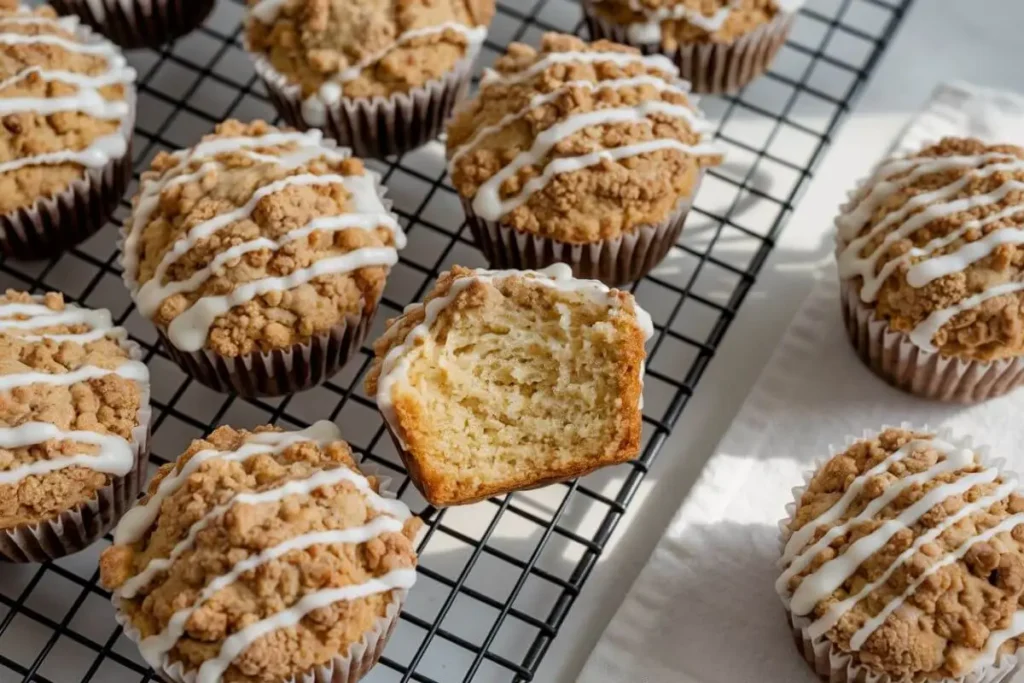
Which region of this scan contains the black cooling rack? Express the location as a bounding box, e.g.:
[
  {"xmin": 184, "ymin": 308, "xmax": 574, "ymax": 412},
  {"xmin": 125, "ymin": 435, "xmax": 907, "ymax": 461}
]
[{"xmin": 0, "ymin": 0, "xmax": 911, "ymax": 681}]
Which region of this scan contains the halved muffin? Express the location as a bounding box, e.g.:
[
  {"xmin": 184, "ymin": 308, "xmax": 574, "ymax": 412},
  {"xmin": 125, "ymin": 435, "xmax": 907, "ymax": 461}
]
[{"xmin": 365, "ymin": 263, "xmax": 653, "ymax": 506}]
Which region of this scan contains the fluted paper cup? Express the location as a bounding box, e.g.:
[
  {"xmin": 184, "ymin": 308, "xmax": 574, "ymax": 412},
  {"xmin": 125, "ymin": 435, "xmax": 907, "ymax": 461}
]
[
  {"xmin": 51, "ymin": 0, "xmax": 215, "ymax": 49},
  {"xmin": 582, "ymin": 1, "xmax": 794, "ymax": 94}
]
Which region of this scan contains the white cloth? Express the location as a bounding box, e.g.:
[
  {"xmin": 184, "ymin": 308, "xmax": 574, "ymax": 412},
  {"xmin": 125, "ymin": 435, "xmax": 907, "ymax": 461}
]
[{"xmin": 577, "ymin": 81, "xmax": 1024, "ymax": 683}]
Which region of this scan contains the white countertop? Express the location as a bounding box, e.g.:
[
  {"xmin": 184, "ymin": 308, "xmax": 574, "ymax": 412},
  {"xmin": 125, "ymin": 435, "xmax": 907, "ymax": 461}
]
[{"xmin": 540, "ymin": 2, "xmax": 1024, "ymax": 681}]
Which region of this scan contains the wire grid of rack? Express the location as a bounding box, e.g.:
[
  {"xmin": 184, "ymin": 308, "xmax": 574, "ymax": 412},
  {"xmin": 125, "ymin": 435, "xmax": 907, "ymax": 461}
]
[{"xmin": 0, "ymin": 0, "xmax": 910, "ymax": 681}]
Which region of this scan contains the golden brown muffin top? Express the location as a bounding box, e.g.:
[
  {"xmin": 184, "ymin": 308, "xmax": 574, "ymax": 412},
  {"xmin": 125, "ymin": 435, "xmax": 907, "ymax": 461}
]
[
  {"xmin": 246, "ymin": 0, "xmax": 494, "ymax": 99},
  {"xmin": 446, "ymin": 32, "xmax": 723, "ymax": 243},
  {"xmin": 0, "ymin": 289, "xmax": 148, "ymax": 529},
  {"xmin": 100, "ymin": 422, "xmax": 421, "ymax": 683},
  {"xmin": 588, "ymin": 0, "xmax": 782, "ymax": 46},
  {"xmin": 837, "ymin": 137, "xmax": 1024, "ymax": 362},
  {"xmin": 122, "ymin": 119, "xmax": 404, "ymax": 357},
  {"xmin": 779, "ymin": 428, "xmax": 1024, "ymax": 681},
  {"xmin": 0, "ymin": 2, "xmax": 134, "ymax": 214}
]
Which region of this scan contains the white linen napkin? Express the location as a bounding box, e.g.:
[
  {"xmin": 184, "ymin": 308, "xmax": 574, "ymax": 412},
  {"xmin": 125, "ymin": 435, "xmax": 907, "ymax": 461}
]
[{"xmin": 577, "ymin": 81, "xmax": 1024, "ymax": 683}]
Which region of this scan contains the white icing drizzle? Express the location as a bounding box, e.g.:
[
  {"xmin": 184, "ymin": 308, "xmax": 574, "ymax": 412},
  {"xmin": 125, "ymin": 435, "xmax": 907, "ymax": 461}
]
[
  {"xmin": 836, "ymin": 149, "xmax": 1024, "ymax": 353},
  {"xmin": 375, "ymin": 264, "xmax": 654, "ymax": 447},
  {"xmin": 0, "ymin": 14, "xmax": 134, "ymax": 174},
  {"xmin": 479, "ymin": 51, "xmax": 678, "ymax": 89},
  {"xmin": 124, "ymin": 130, "xmax": 403, "ymax": 351},
  {"xmin": 112, "ymin": 421, "xmax": 343, "ymax": 545},
  {"xmin": 470, "ymin": 100, "xmax": 719, "ymax": 221},
  {"xmin": 0, "ymin": 299, "xmax": 123, "ymax": 343},
  {"xmin": 0, "ymin": 422, "xmax": 135, "ymax": 484},
  {"xmin": 196, "ymin": 567, "xmax": 417, "ymax": 683},
  {"xmin": 114, "ymin": 423, "xmax": 415, "ymax": 680},
  {"xmin": 448, "ymin": 75, "xmax": 701, "ymax": 171},
  {"xmin": 0, "ymin": 297, "xmax": 145, "ymax": 487},
  {"xmin": 807, "ymin": 476, "xmax": 1019, "ymax": 640},
  {"xmin": 778, "ymin": 440, "xmax": 974, "ymax": 602}
]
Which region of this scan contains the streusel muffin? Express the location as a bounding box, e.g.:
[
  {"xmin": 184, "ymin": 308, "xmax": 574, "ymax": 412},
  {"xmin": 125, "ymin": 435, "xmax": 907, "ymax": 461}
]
[
  {"xmin": 51, "ymin": 0, "xmax": 214, "ymax": 49},
  {"xmin": 0, "ymin": 289, "xmax": 150, "ymax": 562},
  {"xmin": 582, "ymin": 0, "xmax": 800, "ymax": 93},
  {"xmin": 0, "ymin": 3, "xmax": 135, "ymax": 259},
  {"xmin": 120, "ymin": 119, "xmax": 404, "ymax": 397},
  {"xmin": 246, "ymin": 0, "xmax": 495, "ymax": 158},
  {"xmin": 779, "ymin": 428, "xmax": 1024, "ymax": 683},
  {"xmin": 100, "ymin": 421, "xmax": 420, "ymax": 683},
  {"xmin": 446, "ymin": 33, "xmax": 723, "ymax": 286},
  {"xmin": 837, "ymin": 137, "xmax": 1024, "ymax": 403},
  {"xmin": 365, "ymin": 263, "xmax": 652, "ymax": 506}
]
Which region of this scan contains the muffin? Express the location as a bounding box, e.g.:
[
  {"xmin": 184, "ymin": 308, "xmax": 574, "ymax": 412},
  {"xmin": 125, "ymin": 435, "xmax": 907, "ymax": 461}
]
[
  {"xmin": 50, "ymin": 0, "xmax": 214, "ymax": 49},
  {"xmin": 0, "ymin": 3, "xmax": 135, "ymax": 259},
  {"xmin": 837, "ymin": 137, "xmax": 1024, "ymax": 403},
  {"xmin": 778, "ymin": 427, "xmax": 1024, "ymax": 683},
  {"xmin": 364, "ymin": 263, "xmax": 652, "ymax": 506},
  {"xmin": 582, "ymin": 0, "xmax": 798, "ymax": 93},
  {"xmin": 100, "ymin": 420, "xmax": 420, "ymax": 683},
  {"xmin": 0, "ymin": 289, "xmax": 150, "ymax": 562},
  {"xmin": 246, "ymin": 0, "xmax": 494, "ymax": 159},
  {"xmin": 119, "ymin": 119, "xmax": 404, "ymax": 397},
  {"xmin": 446, "ymin": 32, "xmax": 723, "ymax": 286}
]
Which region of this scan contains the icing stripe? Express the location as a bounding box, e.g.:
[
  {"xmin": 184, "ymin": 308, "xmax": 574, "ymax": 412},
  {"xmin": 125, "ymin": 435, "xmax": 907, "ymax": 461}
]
[
  {"xmin": 911, "ymin": 282, "xmax": 1024, "ymax": 351},
  {"xmin": 480, "ymin": 50, "xmax": 679, "ymax": 88},
  {"xmin": 0, "ymin": 360, "xmax": 148, "ymax": 392},
  {"xmin": 0, "ymin": 423, "xmax": 134, "ymax": 484}
]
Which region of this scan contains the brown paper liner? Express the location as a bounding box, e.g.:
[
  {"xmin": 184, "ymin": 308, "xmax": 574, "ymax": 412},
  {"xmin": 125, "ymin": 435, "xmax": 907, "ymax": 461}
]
[
  {"xmin": 156, "ymin": 305, "xmax": 376, "ymax": 398},
  {"xmin": 778, "ymin": 431, "xmax": 1020, "ymax": 683},
  {"xmin": 582, "ymin": 1, "xmax": 794, "ymax": 94},
  {"xmin": 0, "ymin": 337, "xmax": 152, "ymax": 563},
  {"xmin": 0, "ymin": 22, "xmax": 134, "ymax": 261},
  {"xmin": 250, "ymin": 46, "xmax": 478, "ymax": 159},
  {"xmin": 461, "ymin": 180, "xmax": 699, "ymax": 287},
  {"xmin": 116, "ymin": 580, "xmax": 405, "ymax": 683},
  {"xmin": 840, "ymin": 280, "xmax": 1024, "ymax": 403},
  {"xmin": 51, "ymin": 0, "xmax": 215, "ymax": 49}
]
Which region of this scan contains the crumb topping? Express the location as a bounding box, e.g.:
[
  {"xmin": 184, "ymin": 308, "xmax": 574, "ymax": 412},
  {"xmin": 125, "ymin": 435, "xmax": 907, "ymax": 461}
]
[
  {"xmin": 838, "ymin": 137, "xmax": 1024, "ymax": 361},
  {"xmin": 99, "ymin": 425, "xmax": 421, "ymax": 683},
  {"xmin": 590, "ymin": 0, "xmax": 780, "ymax": 45},
  {"xmin": 782, "ymin": 429, "xmax": 1024, "ymax": 681},
  {"xmin": 246, "ymin": 0, "xmax": 495, "ymax": 98},
  {"xmin": 0, "ymin": 289, "xmax": 145, "ymax": 529},
  {"xmin": 0, "ymin": 2, "xmax": 132, "ymax": 215},
  {"xmin": 446, "ymin": 32, "xmax": 722, "ymax": 243},
  {"xmin": 125, "ymin": 119, "xmax": 401, "ymax": 357}
]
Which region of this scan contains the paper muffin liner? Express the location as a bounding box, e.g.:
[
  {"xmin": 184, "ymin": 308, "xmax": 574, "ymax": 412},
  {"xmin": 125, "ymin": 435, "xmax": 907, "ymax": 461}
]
[
  {"xmin": 250, "ymin": 38, "xmax": 480, "ymax": 159},
  {"xmin": 115, "ymin": 586, "xmax": 405, "ymax": 683},
  {"xmin": 0, "ymin": 23, "xmax": 134, "ymax": 261},
  {"xmin": 0, "ymin": 335, "xmax": 151, "ymax": 563},
  {"xmin": 582, "ymin": 1, "xmax": 794, "ymax": 94},
  {"xmin": 461, "ymin": 176, "xmax": 700, "ymax": 287},
  {"xmin": 777, "ymin": 427, "xmax": 1023, "ymax": 683},
  {"xmin": 119, "ymin": 146, "xmax": 396, "ymax": 398},
  {"xmin": 51, "ymin": 0, "xmax": 215, "ymax": 49},
  {"xmin": 840, "ymin": 279, "xmax": 1024, "ymax": 403},
  {"xmin": 154, "ymin": 305, "xmax": 377, "ymax": 398}
]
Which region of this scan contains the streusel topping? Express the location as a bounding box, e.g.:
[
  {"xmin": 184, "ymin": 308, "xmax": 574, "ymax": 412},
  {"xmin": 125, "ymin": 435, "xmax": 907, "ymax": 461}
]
[
  {"xmin": 246, "ymin": 0, "xmax": 494, "ymax": 99},
  {"xmin": 778, "ymin": 429, "xmax": 1024, "ymax": 681},
  {"xmin": 446, "ymin": 32, "xmax": 723, "ymax": 243},
  {"xmin": 837, "ymin": 137, "xmax": 1024, "ymax": 361},
  {"xmin": 0, "ymin": 289, "xmax": 147, "ymax": 529},
  {"xmin": 100, "ymin": 422, "xmax": 420, "ymax": 683},
  {"xmin": 590, "ymin": 0, "xmax": 781, "ymax": 45},
  {"xmin": 122, "ymin": 119, "xmax": 404, "ymax": 357},
  {"xmin": 0, "ymin": 2, "xmax": 134, "ymax": 215}
]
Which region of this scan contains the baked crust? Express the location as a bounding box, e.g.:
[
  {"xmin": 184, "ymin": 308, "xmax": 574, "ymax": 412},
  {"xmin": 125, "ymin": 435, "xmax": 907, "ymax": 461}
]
[{"xmin": 590, "ymin": 0, "xmax": 780, "ymax": 45}]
